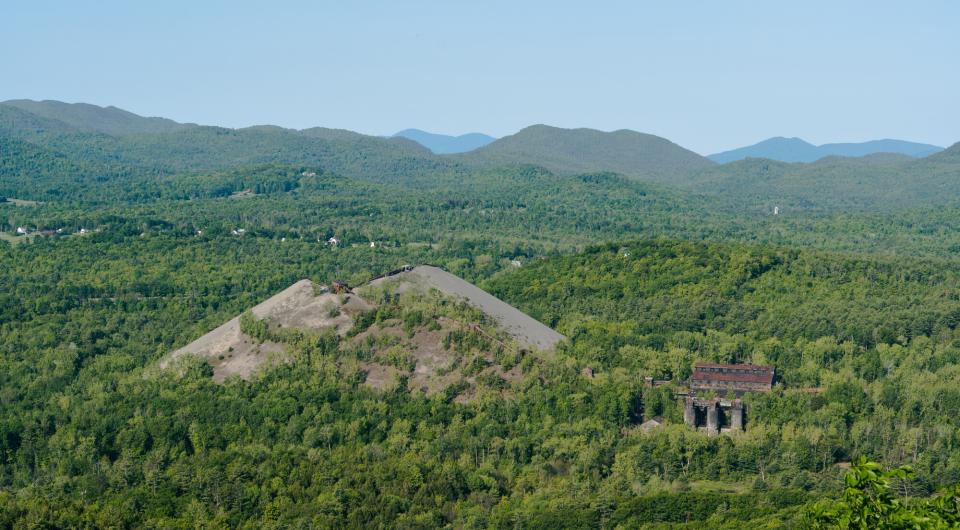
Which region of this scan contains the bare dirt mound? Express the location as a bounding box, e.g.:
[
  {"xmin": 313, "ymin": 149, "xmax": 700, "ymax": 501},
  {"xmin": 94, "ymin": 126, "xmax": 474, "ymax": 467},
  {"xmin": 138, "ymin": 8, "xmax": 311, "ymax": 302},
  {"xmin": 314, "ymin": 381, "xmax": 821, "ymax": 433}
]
[
  {"xmin": 163, "ymin": 280, "xmax": 372, "ymax": 381},
  {"xmin": 163, "ymin": 265, "xmax": 561, "ymax": 396},
  {"xmin": 370, "ymin": 266, "xmax": 565, "ymax": 351}
]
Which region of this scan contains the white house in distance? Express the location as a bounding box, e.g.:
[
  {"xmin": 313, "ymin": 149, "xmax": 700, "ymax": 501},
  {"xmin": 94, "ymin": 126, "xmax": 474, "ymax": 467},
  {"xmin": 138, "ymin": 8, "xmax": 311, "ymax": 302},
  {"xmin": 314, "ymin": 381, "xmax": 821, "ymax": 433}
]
[
  {"xmin": 328, "ymin": 237, "xmax": 339, "ymax": 246},
  {"xmin": 16, "ymin": 227, "xmax": 28, "ymax": 235}
]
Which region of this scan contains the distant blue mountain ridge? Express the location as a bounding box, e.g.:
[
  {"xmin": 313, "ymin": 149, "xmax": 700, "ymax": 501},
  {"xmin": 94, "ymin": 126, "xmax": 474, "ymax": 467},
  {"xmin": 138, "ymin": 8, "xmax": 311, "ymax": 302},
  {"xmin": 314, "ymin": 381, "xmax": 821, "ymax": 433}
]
[
  {"xmin": 709, "ymin": 137, "xmax": 944, "ymax": 164},
  {"xmin": 393, "ymin": 128, "xmax": 496, "ymax": 154}
]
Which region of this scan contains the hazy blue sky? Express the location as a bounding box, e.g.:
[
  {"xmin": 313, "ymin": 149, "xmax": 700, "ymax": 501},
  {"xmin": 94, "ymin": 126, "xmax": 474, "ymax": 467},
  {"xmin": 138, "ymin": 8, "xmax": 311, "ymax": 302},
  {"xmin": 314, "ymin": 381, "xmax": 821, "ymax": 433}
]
[{"xmin": 2, "ymin": 1, "xmax": 957, "ymax": 153}]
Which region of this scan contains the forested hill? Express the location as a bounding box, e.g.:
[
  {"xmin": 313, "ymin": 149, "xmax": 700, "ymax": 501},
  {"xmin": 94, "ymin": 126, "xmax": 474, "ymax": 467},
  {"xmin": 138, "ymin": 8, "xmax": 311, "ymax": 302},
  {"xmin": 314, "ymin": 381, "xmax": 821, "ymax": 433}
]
[
  {"xmin": 0, "ymin": 103, "xmax": 81, "ymax": 138},
  {"xmin": 0, "ymin": 102, "xmax": 455, "ymax": 182},
  {"xmin": 915, "ymin": 141, "xmax": 960, "ymax": 166},
  {"xmin": 4, "ymin": 100, "xmax": 960, "ymax": 213},
  {"xmin": 455, "ymin": 124, "xmax": 715, "ymax": 182},
  {"xmin": 102, "ymin": 125, "xmax": 447, "ymax": 178},
  {"xmin": 0, "ymin": 99, "xmax": 194, "ymax": 136},
  {"xmin": 0, "ymin": 136, "xmax": 152, "ymax": 200},
  {"xmin": 3, "ymin": 104, "xmax": 719, "ymax": 186},
  {"xmin": 684, "ymin": 142, "xmax": 960, "ymax": 210}
]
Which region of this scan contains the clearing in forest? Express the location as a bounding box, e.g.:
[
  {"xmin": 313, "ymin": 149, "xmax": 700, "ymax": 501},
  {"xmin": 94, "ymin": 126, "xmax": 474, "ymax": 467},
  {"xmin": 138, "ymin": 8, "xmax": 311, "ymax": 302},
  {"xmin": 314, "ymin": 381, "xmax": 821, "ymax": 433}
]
[{"xmin": 1, "ymin": 197, "xmax": 42, "ymax": 206}]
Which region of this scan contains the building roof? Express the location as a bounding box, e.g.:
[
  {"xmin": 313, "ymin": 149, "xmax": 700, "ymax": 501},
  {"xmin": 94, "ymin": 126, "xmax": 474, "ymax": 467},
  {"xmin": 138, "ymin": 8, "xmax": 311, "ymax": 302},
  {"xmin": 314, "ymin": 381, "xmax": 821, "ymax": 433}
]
[
  {"xmin": 695, "ymin": 362, "xmax": 774, "ymax": 371},
  {"xmin": 692, "ymin": 363, "xmax": 775, "ymax": 385},
  {"xmin": 639, "ymin": 417, "xmax": 664, "ymax": 432}
]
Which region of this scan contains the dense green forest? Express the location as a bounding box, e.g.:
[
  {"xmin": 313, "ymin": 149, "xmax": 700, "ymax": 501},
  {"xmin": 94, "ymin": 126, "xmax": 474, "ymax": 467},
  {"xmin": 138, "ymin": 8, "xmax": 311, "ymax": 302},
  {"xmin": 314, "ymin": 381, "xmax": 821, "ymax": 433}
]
[
  {"xmin": 6, "ymin": 231, "xmax": 960, "ymax": 527},
  {"xmin": 3, "ymin": 101, "xmax": 960, "ymax": 527},
  {"xmin": 486, "ymin": 240, "xmax": 960, "ymax": 484},
  {"xmin": 0, "ymin": 233, "xmax": 811, "ymax": 527}
]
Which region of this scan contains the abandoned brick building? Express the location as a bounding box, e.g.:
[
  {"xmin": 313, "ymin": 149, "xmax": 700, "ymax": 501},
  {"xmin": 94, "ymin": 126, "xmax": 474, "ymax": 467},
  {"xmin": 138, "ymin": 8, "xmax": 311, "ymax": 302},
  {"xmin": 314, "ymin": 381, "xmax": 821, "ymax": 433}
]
[
  {"xmin": 690, "ymin": 362, "xmax": 775, "ymax": 395},
  {"xmin": 683, "ymin": 363, "xmax": 776, "ymax": 434}
]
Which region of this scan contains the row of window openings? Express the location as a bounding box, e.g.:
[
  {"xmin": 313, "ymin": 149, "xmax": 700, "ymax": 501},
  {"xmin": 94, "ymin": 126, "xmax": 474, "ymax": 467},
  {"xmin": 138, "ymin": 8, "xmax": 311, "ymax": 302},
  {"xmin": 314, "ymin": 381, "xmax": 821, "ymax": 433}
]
[{"xmin": 699, "ymin": 368, "xmax": 763, "ymax": 374}]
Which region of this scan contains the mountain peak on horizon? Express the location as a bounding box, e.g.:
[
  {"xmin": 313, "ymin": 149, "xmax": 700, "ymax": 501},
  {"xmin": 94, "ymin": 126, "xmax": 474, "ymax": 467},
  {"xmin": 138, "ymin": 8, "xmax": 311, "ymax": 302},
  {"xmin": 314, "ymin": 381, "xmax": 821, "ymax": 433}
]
[
  {"xmin": 0, "ymin": 99, "xmax": 194, "ymax": 136},
  {"xmin": 457, "ymin": 123, "xmax": 714, "ymax": 182},
  {"xmin": 710, "ymin": 136, "xmax": 944, "ymax": 164},
  {"xmin": 392, "ymin": 128, "xmax": 495, "ymax": 154}
]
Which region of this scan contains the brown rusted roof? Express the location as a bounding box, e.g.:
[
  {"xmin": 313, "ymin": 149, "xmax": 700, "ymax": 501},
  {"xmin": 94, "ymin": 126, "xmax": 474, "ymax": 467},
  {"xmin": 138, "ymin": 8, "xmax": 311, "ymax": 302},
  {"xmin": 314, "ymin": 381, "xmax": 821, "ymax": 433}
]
[
  {"xmin": 695, "ymin": 362, "xmax": 774, "ymax": 371},
  {"xmin": 692, "ymin": 363, "xmax": 775, "ymax": 385}
]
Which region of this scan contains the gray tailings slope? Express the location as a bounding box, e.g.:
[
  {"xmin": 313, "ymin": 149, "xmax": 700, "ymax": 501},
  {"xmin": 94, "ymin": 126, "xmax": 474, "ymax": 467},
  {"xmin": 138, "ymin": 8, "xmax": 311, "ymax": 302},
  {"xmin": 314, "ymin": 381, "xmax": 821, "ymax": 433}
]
[
  {"xmin": 383, "ymin": 266, "xmax": 565, "ymax": 351},
  {"xmin": 162, "ymin": 279, "xmax": 371, "ymax": 381},
  {"xmin": 165, "ymin": 266, "xmax": 564, "ymax": 382}
]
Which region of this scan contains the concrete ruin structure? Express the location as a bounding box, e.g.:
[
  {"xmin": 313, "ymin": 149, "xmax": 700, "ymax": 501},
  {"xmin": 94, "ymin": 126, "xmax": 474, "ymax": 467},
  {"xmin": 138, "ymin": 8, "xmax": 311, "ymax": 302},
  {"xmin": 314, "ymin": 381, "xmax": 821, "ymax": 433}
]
[
  {"xmin": 684, "ymin": 397, "xmax": 745, "ymax": 435},
  {"xmin": 643, "ymin": 376, "xmax": 671, "ymax": 388},
  {"xmin": 690, "ymin": 363, "xmax": 775, "ymax": 395},
  {"xmin": 680, "ymin": 363, "xmax": 775, "ymax": 435}
]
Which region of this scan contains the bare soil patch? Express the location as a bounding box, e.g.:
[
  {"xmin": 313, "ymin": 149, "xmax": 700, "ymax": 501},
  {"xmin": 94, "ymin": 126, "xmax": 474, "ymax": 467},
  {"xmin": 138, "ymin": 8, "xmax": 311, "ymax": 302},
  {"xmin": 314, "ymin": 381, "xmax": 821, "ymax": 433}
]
[
  {"xmin": 163, "ymin": 280, "xmax": 372, "ymax": 381},
  {"xmin": 229, "ymin": 189, "xmax": 256, "ymax": 199}
]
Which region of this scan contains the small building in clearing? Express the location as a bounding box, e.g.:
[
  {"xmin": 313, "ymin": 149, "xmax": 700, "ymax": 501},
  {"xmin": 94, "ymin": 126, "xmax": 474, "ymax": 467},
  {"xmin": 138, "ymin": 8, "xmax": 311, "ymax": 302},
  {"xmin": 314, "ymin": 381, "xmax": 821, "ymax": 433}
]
[{"xmin": 639, "ymin": 416, "xmax": 664, "ymax": 433}]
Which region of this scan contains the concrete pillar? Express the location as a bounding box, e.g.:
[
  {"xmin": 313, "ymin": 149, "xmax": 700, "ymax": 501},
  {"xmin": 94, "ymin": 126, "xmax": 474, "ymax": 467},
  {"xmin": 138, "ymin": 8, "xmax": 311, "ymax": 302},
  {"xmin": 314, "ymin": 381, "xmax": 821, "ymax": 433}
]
[
  {"xmin": 730, "ymin": 400, "xmax": 744, "ymax": 431},
  {"xmin": 684, "ymin": 397, "xmax": 695, "ymax": 427},
  {"xmin": 706, "ymin": 400, "xmax": 719, "ymax": 435}
]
